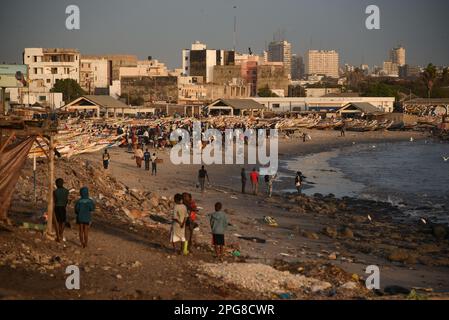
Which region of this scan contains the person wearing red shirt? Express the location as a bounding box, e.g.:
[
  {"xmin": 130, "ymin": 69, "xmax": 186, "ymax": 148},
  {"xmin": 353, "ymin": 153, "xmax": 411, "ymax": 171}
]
[{"xmin": 249, "ymin": 168, "xmax": 259, "ymax": 195}]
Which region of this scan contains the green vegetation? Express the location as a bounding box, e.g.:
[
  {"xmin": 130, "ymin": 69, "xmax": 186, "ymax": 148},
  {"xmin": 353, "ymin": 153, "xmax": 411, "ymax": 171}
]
[
  {"xmin": 257, "ymin": 85, "xmax": 279, "ymax": 97},
  {"xmin": 51, "ymin": 79, "xmax": 85, "ymax": 104}
]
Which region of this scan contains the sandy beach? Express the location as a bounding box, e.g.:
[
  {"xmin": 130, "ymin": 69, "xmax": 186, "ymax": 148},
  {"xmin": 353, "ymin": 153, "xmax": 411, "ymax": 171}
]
[{"xmin": 2, "ymin": 129, "xmax": 449, "ymax": 300}]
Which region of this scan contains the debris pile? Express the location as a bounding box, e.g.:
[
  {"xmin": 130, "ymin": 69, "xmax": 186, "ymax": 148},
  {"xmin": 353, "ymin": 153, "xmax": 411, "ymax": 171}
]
[{"xmin": 197, "ymin": 262, "xmax": 334, "ymax": 298}]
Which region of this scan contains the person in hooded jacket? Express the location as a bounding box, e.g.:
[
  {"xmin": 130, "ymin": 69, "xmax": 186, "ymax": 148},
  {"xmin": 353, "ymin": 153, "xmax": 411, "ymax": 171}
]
[{"xmin": 75, "ymin": 187, "xmax": 95, "ymax": 248}]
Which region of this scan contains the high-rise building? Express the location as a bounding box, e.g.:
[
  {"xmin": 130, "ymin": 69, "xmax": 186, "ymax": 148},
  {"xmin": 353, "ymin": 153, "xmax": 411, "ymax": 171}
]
[
  {"xmin": 182, "ymin": 41, "xmax": 235, "ymax": 83},
  {"xmin": 267, "ymin": 40, "xmax": 292, "ymax": 78},
  {"xmin": 306, "ymin": 50, "xmax": 339, "ymax": 78},
  {"xmin": 24, "ymin": 48, "xmax": 80, "ymax": 90},
  {"xmin": 390, "ymin": 46, "xmax": 406, "ymax": 67},
  {"xmin": 291, "ymin": 54, "xmax": 304, "ymax": 80}
]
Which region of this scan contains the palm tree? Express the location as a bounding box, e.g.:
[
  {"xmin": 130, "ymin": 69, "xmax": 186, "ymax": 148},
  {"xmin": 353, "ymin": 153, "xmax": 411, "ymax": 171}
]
[{"xmin": 421, "ymin": 63, "xmax": 437, "ymax": 98}]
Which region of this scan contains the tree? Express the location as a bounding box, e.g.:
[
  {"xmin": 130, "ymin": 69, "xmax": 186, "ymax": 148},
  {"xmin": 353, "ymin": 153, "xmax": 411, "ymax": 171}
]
[
  {"xmin": 257, "ymin": 85, "xmax": 279, "ymax": 97},
  {"xmin": 421, "ymin": 63, "xmax": 437, "ymax": 98},
  {"xmin": 51, "ymin": 79, "xmax": 85, "ymax": 104}
]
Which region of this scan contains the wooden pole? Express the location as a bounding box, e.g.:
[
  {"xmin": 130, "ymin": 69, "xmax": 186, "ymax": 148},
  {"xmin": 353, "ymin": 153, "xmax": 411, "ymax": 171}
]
[{"xmin": 46, "ymin": 135, "xmax": 55, "ymax": 236}]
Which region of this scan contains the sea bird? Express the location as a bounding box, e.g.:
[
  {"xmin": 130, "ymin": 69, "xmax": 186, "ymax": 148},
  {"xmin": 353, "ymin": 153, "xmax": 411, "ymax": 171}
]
[{"xmin": 443, "ymin": 156, "xmax": 449, "ymax": 162}]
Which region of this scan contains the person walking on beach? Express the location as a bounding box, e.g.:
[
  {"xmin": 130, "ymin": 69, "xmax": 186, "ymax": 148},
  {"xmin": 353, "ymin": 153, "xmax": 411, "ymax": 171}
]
[
  {"xmin": 170, "ymin": 193, "xmax": 187, "ymax": 255},
  {"xmin": 340, "ymin": 123, "xmax": 346, "ymax": 137},
  {"xmin": 265, "ymin": 174, "xmax": 276, "ymax": 198},
  {"xmin": 135, "ymin": 147, "xmax": 144, "ymax": 168},
  {"xmin": 54, "ymin": 178, "xmax": 69, "ymax": 242},
  {"xmin": 75, "ymin": 187, "xmax": 95, "ymax": 248},
  {"xmin": 198, "ymin": 165, "xmax": 209, "ymax": 193},
  {"xmin": 151, "ymin": 153, "xmax": 158, "ymax": 175},
  {"xmin": 102, "ymin": 149, "xmax": 110, "ymax": 169},
  {"xmin": 249, "ymin": 168, "xmax": 259, "ymax": 195},
  {"xmin": 210, "ymin": 202, "xmax": 228, "ymax": 260},
  {"xmin": 183, "ymin": 193, "xmax": 199, "ymax": 253},
  {"xmin": 295, "ymin": 171, "xmax": 305, "ymax": 194},
  {"xmin": 241, "ymin": 168, "xmax": 247, "ymax": 194},
  {"xmin": 144, "ymin": 149, "xmax": 151, "ymax": 171}
]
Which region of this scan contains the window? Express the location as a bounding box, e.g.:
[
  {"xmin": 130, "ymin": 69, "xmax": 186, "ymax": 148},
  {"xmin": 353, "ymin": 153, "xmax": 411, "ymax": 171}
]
[
  {"xmin": 34, "ymin": 56, "xmax": 38, "ymax": 62},
  {"xmin": 273, "ymin": 104, "xmax": 280, "ymax": 109},
  {"xmin": 39, "ymin": 96, "xmax": 46, "ymax": 101},
  {"xmin": 46, "ymin": 79, "xmax": 51, "ymax": 83},
  {"xmin": 51, "ymin": 68, "xmax": 58, "ymax": 74},
  {"xmin": 185, "ymin": 56, "xmax": 189, "ymax": 61},
  {"xmin": 34, "ymin": 68, "xmax": 38, "ymax": 74}
]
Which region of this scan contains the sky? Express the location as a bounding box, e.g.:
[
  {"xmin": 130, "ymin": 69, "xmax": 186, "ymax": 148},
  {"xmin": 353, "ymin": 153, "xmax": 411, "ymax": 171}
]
[{"xmin": 0, "ymin": 0, "xmax": 448, "ymax": 69}]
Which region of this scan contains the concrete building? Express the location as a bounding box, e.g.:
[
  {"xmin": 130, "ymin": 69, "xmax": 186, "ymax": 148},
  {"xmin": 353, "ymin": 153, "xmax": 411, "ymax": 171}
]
[
  {"xmin": 252, "ymin": 97, "xmax": 395, "ymax": 113},
  {"xmin": 6, "ymin": 87, "xmax": 64, "ymax": 110},
  {"xmin": 257, "ymin": 62, "xmax": 290, "ymax": 97},
  {"xmin": 306, "ymin": 50, "xmax": 339, "ymax": 78},
  {"xmin": 80, "ymin": 58, "xmax": 111, "ymax": 94},
  {"xmin": 291, "ymin": 54, "xmax": 304, "ymax": 80},
  {"xmin": 305, "ymin": 87, "xmax": 342, "ymax": 98},
  {"xmin": 267, "ymin": 40, "xmax": 292, "ymax": 78},
  {"xmin": 119, "ymin": 58, "xmax": 169, "ymax": 78},
  {"xmin": 121, "ymin": 76, "xmax": 178, "ymax": 105},
  {"xmin": 390, "ymin": 46, "xmax": 406, "ymax": 67},
  {"xmin": 182, "ymin": 41, "xmax": 235, "ymax": 83},
  {"xmin": 24, "ymin": 48, "xmax": 80, "ymax": 90},
  {"xmin": 83, "ymin": 54, "xmax": 137, "ymax": 81},
  {"xmin": 382, "ymin": 61, "xmax": 399, "ymax": 77},
  {"xmin": 399, "ymin": 64, "xmax": 422, "ymax": 79}
]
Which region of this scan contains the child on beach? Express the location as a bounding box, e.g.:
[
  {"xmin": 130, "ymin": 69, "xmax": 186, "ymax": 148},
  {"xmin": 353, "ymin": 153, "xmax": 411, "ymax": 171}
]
[
  {"xmin": 170, "ymin": 193, "xmax": 188, "ymax": 254},
  {"xmin": 209, "ymin": 202, "xmax": 228, "ymax": 260},
  {"xmin": 74, "ymin": 187, "xmax": 95, "ymax": 248},
  {"xmin": 54, "ymin": 178, "xmax": 69, "ymax": 242}
]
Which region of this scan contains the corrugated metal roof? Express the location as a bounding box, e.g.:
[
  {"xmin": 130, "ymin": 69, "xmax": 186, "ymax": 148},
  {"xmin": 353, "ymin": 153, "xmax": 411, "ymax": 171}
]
[
  {"xmin": 340, "ymin": 102, "xmax": 381, "ymax": 114},
  {"xmin": 210, "ymin": 99, "xmax": 265, "ymax": 110},
  {"xmin": 82, "ymin": 95, "xmax": 128, "ymax": 109}
]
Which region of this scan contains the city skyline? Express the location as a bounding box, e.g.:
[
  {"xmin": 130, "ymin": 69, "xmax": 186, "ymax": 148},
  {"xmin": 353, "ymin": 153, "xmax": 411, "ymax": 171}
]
[{"xmin": 1, "ymin": 0, "xmax": 448, "ymax": 69}]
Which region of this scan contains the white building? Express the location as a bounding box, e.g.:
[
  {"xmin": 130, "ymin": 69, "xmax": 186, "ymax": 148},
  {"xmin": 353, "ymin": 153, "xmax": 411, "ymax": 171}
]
[
  {"xmin": 24, "ymin": 48, "xmax": 80, "ymax": 90},
  {"xmin": 182, "ymin": 41, "xmax": 235, "ymax": 83},
  {"xmin": 252, "ymin": 97, "xmax": 395, "ymax": 113},
  {"xmin": 306, "ymin": 50, "xmax": 339, "ymax": 78},
  {"xmin": 382, "ymin": 61, "xmax": 399, "ymax": 77},
  {"xmin": 119, "ymin": 58, "xmax": 169, "ymax": 78},
  {"xmin": 80, "ymin": 58, "xmax": 111, "ymax": 94},
  {"xmin": 7, "ymin": 86, "xmax": 64, "ymax": 110}
]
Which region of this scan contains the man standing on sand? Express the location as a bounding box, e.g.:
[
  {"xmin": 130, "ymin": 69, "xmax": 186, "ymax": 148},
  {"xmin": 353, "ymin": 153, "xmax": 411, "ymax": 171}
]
[
  {"xmin": 144, "ymin": 149, "xmax": 151, "ymax": 171},
  {"xmin": 198, "ymin": 165, "xmax": 209, "ymax": 193},
  {"xmin": 249, "ymin": 168, "xmax": 259, "ymax": 195},
  {"xmin": 135, "ymin": 147, "xmax": 144, "ymax": 168},
  {"xmin": 341, "ymin": 123, "xmax": 346, "ymax": 137},
  {"xmin": 170, "ymin": 193, "xmax": 187, "ymax": 255},
  {"xmin": 241, "ymin": 168, "xmax": 247, "ymax": 194},
  {"xmin": 102, "ymin": 149, "xmax": 110, "ymax": 169},
  {"xmin": 54, "ymin": 178, "xmax": 69, "ymax": 242},
  {"xmin": 151, "ymin": 153, "xmax": 158, "ymax": 175},
  {"xmin": 209, "ymin": 202, "xmax": 228, "ymax": 261}
]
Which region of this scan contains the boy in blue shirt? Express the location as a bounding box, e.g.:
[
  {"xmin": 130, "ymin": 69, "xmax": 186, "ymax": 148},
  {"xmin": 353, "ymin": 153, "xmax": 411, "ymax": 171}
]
[
  {"xmin": 209, "ymin": 202, "xmax": 228, "ymax": 260},
  {"xmin": 75, "ymin": 187, "xmax": 95, "ymax": 248}
]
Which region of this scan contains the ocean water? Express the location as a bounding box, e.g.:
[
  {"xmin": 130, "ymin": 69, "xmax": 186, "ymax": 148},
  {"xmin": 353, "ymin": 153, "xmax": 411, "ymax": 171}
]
[{"xmin": 283, "ymin": 140, "xmax": 449, "ymax": 224}]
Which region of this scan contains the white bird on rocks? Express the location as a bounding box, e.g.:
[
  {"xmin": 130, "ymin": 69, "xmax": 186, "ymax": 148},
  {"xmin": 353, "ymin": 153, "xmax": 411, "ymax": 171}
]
[
  {"xmin": 410, "ymin": 137, "xmax": 415, "ymax": 142},
  {"xmin": 443, "ymin": 156, "xmax": 449, "ymax": 162},
  {"xmin": 367, "ymin": 214, "xmax": 373, "ymax": 222},
  {"xmin": 420, "ymin": 218, "xmax": 427, "ymax": 225}
]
